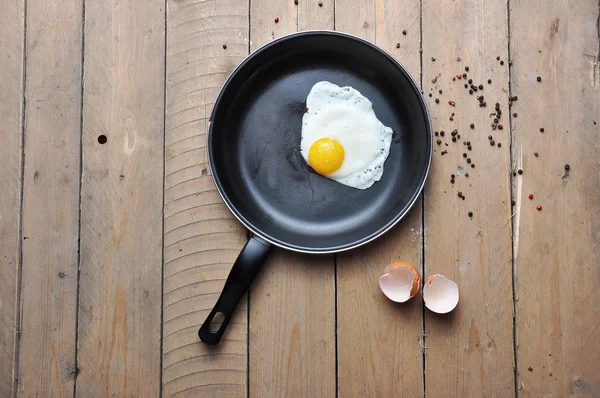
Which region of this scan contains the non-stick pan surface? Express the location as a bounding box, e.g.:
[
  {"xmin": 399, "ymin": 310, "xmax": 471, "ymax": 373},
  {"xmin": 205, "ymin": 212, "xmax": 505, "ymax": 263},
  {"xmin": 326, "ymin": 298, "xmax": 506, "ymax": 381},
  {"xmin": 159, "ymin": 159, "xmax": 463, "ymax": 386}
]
[
  {"xmin": 200, "ymin": 31, "xmax": 431, "ymax": 344},
  {"xmin": 210, "ymin": 31, "xmax": 431, "ymax": 252}
]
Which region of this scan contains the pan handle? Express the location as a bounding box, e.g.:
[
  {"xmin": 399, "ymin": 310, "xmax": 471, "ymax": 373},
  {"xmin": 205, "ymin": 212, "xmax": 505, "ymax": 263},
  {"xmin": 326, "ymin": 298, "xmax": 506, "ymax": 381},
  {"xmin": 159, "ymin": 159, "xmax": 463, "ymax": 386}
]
[{"xmin": 198, "ymin": 236, "xmax": 271, "ymax": 345}]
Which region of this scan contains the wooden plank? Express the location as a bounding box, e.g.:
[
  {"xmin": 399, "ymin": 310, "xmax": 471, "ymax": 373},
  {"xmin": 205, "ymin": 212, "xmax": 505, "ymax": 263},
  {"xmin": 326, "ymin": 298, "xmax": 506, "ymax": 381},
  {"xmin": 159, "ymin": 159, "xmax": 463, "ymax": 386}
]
[
  {"xmin": 248, "ymin": 2, "xmax": 336, "ymax": 397},
  {"xmin": 75, "ymin": 0, "xmax": 165, "ymax": 395},
  {"xmin": 335, "ymin": 1, "xmax": 425, "ymax": 396},
  {"xmin": 421, "ymin": 0, "xmax": 515, "ymax": 396},
  {"xmin": 17, "ymin": 0, "xmax": 83, "ymax": 395},
  {"xmin": 510, "ymin": 1, "xmax": 600, "ymax": 395},
  {"xmin": 162, "ymin": 0, "xmax": 249, "ymax": 396},
  {"xmin": 0, "ymin": 0, "xmax": 25, "ymax": 396}
]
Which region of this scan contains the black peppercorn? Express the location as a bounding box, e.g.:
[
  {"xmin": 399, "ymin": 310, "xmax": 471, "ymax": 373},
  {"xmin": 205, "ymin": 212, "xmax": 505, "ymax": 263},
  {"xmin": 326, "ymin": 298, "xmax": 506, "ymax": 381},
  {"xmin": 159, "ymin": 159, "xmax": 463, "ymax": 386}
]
[
  {"xmin": 540, "ymin": 128, "xmax": 544, "ymax": 132},
  {"xmin": 440, "ymin": 130, "xmax": 445, "ymax": 136},
  {"xmin": 470, "ymin": 123, "xmax": 474, "ymax": 129},
  {"xmin": 564, "ymin": 164, "xmax": 570, "ymax": 171},
  {"xmin": 471, "ymin": 163, "xmax": 475, "ymax": 168},
  {"xmin": 487, "ymin": 79, "xmax": 492, "ymax": 84},
  {"xmin": 537, "ymin": 76, "xmax": 542, "ymax": 82},
  {"xmin": 500, "ymin": 60, "xmax": 504, "ymax": 65},
  {"xmin": 518, "ymin": 169, "xmax": 523, "ymax": 175},
  {"xmin": 463, "ymin": 153, "xmax": 467, "ymax": 158},
  {"xmin": 468, "ymin": 211, "xmax": 473, "ymax": 217},
  {"xmin": 452, "ymin": 136, "xmax": 457, "ymax": 142},
  {"xmin": 469, "ymin": 89, "xmax": 473, "ymax": 95},
  {"xmin": 478, "ymin": 85, "xmax": 483, "ymax": 90},
  {"xmin": 435, "ymin": 98, "xmax": 440, "ymax": 103},
  {"xmin": 468, "ymin": 79, "xmax": 473, "ymax": 84},
  {"xmin": 467, "ymin": 158, "xmax": 471, "ymax": 163}
]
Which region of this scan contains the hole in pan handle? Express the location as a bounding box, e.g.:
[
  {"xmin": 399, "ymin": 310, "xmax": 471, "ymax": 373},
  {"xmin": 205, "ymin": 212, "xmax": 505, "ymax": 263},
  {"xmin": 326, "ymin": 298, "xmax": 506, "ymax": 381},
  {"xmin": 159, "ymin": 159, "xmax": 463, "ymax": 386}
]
[{"xmin": 198, "ymin": 235, "xmax": 271, "ymax": 345}]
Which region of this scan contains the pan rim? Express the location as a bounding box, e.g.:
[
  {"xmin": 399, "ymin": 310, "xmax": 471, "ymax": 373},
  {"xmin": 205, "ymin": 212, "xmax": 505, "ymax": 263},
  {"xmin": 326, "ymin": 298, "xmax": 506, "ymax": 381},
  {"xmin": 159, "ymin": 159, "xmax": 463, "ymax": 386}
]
[{"xmin": 208, "ymin": 30, "xmax": 432, "ymax": 254}]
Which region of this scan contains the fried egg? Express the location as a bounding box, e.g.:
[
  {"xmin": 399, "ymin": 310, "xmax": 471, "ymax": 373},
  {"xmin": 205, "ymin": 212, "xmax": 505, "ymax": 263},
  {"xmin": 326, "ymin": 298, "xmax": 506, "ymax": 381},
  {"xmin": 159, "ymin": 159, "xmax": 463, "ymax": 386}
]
[{"xmin": 300, "ymin": 81, "xmax": 393, "ymax": 189}]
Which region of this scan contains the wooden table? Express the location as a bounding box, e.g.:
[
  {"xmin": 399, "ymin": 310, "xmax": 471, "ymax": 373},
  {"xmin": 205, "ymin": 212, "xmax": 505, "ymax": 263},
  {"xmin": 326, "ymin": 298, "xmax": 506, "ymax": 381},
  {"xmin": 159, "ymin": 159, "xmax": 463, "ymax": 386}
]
[{"xmin": 1, "ymin": 0, "xmax": 598, "ymax": 396}]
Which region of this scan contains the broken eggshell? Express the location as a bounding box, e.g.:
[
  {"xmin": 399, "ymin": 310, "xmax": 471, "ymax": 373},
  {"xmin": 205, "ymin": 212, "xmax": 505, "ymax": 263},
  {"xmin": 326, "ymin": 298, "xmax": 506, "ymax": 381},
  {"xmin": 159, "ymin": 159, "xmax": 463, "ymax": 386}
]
[
  {"xmin": 379, "ymin": 261, "xmax": 421, "ymax": 303},
  {"xmin": 423, "ymin": 274, "xmax": 459, "ymax": 314}
]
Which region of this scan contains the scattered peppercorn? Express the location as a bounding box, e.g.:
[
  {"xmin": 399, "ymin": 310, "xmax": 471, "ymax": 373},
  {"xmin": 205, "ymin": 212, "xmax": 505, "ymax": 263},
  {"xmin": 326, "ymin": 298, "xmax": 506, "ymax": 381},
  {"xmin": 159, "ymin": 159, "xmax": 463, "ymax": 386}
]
[
  {"xmin": 488, "ymin": 135, "xmax": 493, "ymax": 140},
  {"xmin": 435, "ymin": 98, "xmax": 440, "ymax": 103},
  {"xmin": 469, "ymin": 89, "xmax": 473, "ymax": 95},
  {"xmin": 498, "ymin": 124, "xmax": 503, "ymax": 130},
  {"xmin": 465, "ymin": 66, "xmax": 469, "ymax": 71},
  {"xmin": 431, "ymin": 57, "xmax": 436, "ymax": 62},
  {"xmin": 451, "ymin": 174, "xmax": 455, "ymax": 178},
  {"xmin": 478, "ymin": 84, "xmax": 483, "ymax": 90},
  {"xmin": 429, "ymin": 93, "xmax": 432, "ymax": 97},
  {"xmin": 463, "ymin": 153, "xmax": 467, "ymax": 158},
  {"xmin": 467, "ymin": 158, "xmax": 471, "ymax": 163},
  {"xmin": 512, "ymin": 171, "xmax": 517, "ymax": 176},
  {"xmin": 464, "ymin": 83, "xmax": 468, "ymax": 88},
  {"xmin": 537, "ymin": 76, "xmax": 542, "ymax": 82},
  {"xmin": 488, "ymin": 79, "xmax": 492, "ymax": 84},
  {"xmin": 396, "ymin": 43, "xmax": 400, "ymax": 48},
  {"xmin": 470, "ymin": 123, "xmax": 475, "ymax": 129},
  {"xmin": 434, "ymin": 131, "xmax": 439, "ymax": 136},
  {"xmin": 439, "ymin": 90, "xmax": 443, "ymax": 94},
  {"xmin": 223, "ymin": 44, "xmax": 227, "ymax": 49},
  {"xmin": 452, "ymin": 77, "xmax": 456, "ymax": 81},
  {"xmin": 513, "ymin": 112, "xmax": 517, "ymax": 117},
  {"xmin": 452, "ymin": 136, "xmax": 457, "ymax": 142},
  {"xmin": 468, "ymin": 211, "xmax": 473, "ymax": 217},
  {"xmin": 468, "ymin": 79, "xmax": 473, "ymax": 84},
  {"xmin": 534, "ymin": 152, "xmax": 538, "ymax": 157},
  {"xmin": 294, "ymin": 0, "xmax": 298, "ymax": 4},
  {"xmin": 402, "ymin": 29, "xmax": 407, "ymax": 35},
  {"xmin": 466, "ymin": 141, "xmax": 471, "ymax": 146},
  {"xmin": 518, "ymin": 169, "xmax": 523, "ymax": 175},
  {"xmin": 471, "ymin": 164, "xmax": 475, "ymax": 168},
  {"xmin": 500, "ymin": 60, "xmax": 504, "ymax": 65},
  {"xmin": 440, "ymin": 130, "xmax": 445, "ymax": 136},
  {"xmin": 448, "ymin": 100, "xmax": 455, "ymax": 106},
  {"xmin": 511, "ymin": 199, "xmax": 516, "ymax": 206},
  {"xmin": 494, "ymin": 118, "xmax": 499, "ymax": 123},
  {"xmin": 467, "ymin": 145, "xmax": 472, "ymax": 151},
  {"xmin": 458, "ymin": 191, "xmax": 463, "ymax": 198},
  {"xmin": 496, "ymin": 56, "xmax": 501, "ymax": 60},
  {"xmin": 540, "ymin": 128, "xmax": 544, "ymax": 132},
  {"xmin": 529, "ymin": 193, "xmax": 534, "ymax": 199},
  {"xmin": 441, "ymin": 150, "xmax": 448, "ymax": 155},
  {"xmin": 462, "ymin": 73, "xmax": 467, "ymax": 79},
  {"xmin": 564, "ymin": 164, "xmax": 570, "ymax": 171},
  {"xmin": 497, "ymin": 143, "xmax": 501, "ymax": 148},
  {"xmin": 465, "ymin": 172, "xmax": 469, "ymax": 177},
  {"xmin": 457, "ymin": 134, "xmax": 461, "ymax": 139},
  {"xmin": 536, "ymin": 205, "xmax": 542, "ymax": 211},
  {"xmin": 490, "ymin": 140, "xmax": 495, "ymax": 146},
  {"xmin": 274, "ymin": 17, "xmax": 280, "ymax": 23}
]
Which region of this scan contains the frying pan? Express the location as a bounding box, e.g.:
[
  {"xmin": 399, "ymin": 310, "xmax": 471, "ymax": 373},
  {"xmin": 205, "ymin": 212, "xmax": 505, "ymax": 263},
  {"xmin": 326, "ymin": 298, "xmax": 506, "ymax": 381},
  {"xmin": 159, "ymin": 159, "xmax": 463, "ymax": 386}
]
[{"xmin": 199, "ymin": 31, "xmax": 431, "ymax": 345}]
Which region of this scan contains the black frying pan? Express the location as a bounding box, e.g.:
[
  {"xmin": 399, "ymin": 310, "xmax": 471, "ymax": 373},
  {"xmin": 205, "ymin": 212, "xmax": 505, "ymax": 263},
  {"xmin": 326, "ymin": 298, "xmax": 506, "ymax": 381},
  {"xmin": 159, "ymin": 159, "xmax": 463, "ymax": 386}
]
[{"xmin": 199, "ymin": 31, "xmax": 431, "ymax": 344}]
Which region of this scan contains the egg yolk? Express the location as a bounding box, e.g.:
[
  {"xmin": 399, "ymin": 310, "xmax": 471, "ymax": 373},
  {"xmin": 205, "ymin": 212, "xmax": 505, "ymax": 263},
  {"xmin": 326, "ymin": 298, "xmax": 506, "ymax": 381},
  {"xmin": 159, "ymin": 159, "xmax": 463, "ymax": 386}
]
[{"xmin": 308, "ymin": 138, "xmax": 345, "ymax": 175}]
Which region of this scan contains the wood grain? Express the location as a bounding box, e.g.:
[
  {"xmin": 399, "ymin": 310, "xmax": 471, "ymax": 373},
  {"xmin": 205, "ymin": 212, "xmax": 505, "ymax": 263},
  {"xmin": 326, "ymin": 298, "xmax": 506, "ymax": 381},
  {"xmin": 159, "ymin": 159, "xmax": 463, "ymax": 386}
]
[
  {"xmin": 162, "ymin": 0, "xmax": 249, "ymax": 396},
  {"xmin": 510, "ymin": 0, "xmax": 600, "ymax": 395},
  {"xmin": 421, "ymin": 0, "xmax": 515, "ymax": 396},
  {"xmin": 17, "ymin": 1, "xmax": 83, "ymax": 396},
  {"xmin": 248, "ymin": 2, "xmax": 336, "ymax": 397},
  {"xmin": 0, "ymin": 0, "xmax": 25, "ymax": 396},
  {"xmin": 335, "ymin": 1, "xmax": 425, "ymax": 396},
  {"xmin": 75, "ymin": 0, "xmax": 165, "ymax": 395}
]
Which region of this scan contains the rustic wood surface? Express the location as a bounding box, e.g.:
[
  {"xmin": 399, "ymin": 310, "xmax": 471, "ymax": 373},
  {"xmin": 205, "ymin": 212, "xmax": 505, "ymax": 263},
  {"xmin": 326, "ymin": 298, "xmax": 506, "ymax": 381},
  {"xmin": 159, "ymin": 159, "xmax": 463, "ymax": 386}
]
[
  {"xmin": 0, "ymin": 1, "xmax": 25, "ymax": 396},
  {"xmin": 1, "ymin": 0, "xmax": 598, "ymax": 397},
  {"xmin": 17, "ymin": 0, "xmax": 83, "ymax": 396}
]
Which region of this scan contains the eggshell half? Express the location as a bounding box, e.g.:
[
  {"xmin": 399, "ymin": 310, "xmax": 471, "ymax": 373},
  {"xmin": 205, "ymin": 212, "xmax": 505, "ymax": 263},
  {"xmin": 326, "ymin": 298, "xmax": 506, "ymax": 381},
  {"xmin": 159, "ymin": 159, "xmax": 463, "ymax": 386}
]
[
  {"xmin": 379, "ymin": 262, "xmax": 421, "ymax": 303},
  {"xmin": 423, "ymin": 274, "xmax": 459, "ymax": 314}
]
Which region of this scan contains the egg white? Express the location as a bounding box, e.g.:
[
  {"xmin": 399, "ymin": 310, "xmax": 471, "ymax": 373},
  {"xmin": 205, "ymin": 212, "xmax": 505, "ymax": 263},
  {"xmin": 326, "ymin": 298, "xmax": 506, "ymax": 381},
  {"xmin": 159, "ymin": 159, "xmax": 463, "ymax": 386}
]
[{"xmin": 300, "ymin": 81, "xmax": 393, "ymax": 189}]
